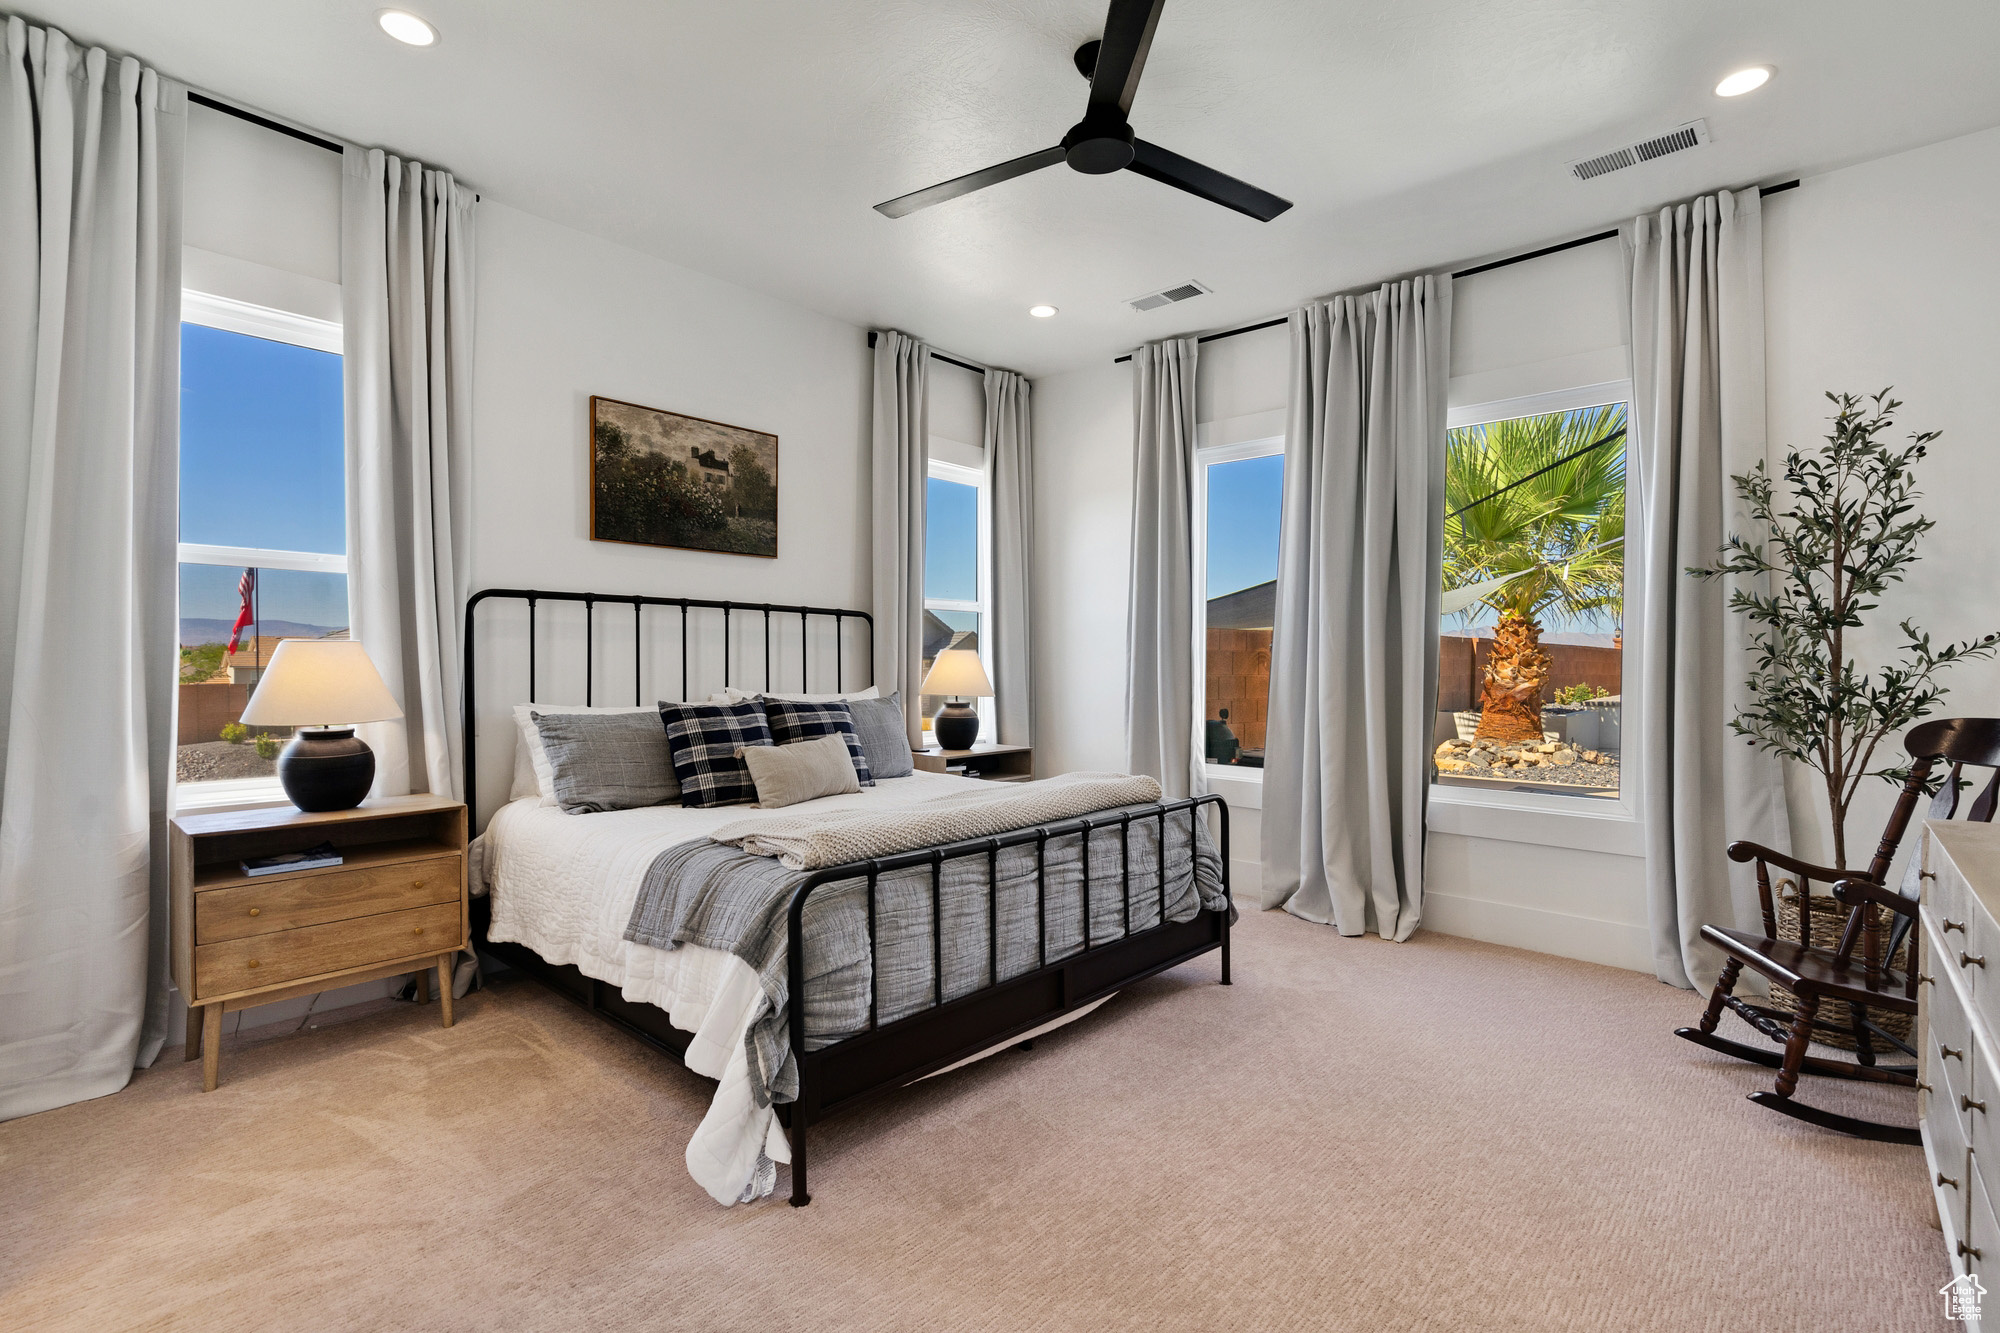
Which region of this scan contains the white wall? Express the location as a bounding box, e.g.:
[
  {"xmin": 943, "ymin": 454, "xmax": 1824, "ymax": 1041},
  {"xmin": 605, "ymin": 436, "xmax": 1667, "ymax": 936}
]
[
  {"xmin": 467, "ymin": 201, "xmax": 873, "ymax": 822},
  {"xmin": 1764, "ymin": 124, "xmax": 2000, "ymax": 879}
]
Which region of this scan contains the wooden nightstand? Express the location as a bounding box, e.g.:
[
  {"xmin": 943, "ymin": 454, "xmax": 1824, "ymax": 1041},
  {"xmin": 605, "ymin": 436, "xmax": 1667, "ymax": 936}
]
[
  {"xmin": 913, "ymin": 743, "xmax": 1034, "ymax": 783},
  {"xmin": 170, "ymin": 794, "xmax": 468, "ymax": 1091}
]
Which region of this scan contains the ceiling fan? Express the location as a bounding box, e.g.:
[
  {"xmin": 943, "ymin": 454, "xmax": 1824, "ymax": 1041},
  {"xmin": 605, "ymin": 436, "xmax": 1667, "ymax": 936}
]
[{"xmin": 873, "ymin": 0, "xmax": 1292, "ymax": 223}]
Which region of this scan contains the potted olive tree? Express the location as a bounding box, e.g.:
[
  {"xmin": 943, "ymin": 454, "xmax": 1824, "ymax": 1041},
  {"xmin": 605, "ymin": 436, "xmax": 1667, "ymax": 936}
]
[{"xmin": 1697, "ymin": 389, "xmax": 1996, "ymax": 869}]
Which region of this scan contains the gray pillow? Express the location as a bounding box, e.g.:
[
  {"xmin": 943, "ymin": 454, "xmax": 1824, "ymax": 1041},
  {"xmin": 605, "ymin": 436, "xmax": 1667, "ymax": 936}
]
[
  {"xmin": 531, "ymin": 710, "xmax": 680, "ymax": 814},
  {"xmin": 845, "ymin": 692, "xmax": 914, "ymax": 778},
  {"xmin": 740, "ymin": 733, "xmax": 860, "ymax": 808}
]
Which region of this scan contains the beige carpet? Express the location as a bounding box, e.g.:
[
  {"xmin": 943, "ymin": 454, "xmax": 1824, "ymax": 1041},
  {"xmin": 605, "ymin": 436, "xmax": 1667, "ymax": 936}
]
[{"xmin": 0, "ymin": 909, "xmax": 1950, "ymax": 1332}]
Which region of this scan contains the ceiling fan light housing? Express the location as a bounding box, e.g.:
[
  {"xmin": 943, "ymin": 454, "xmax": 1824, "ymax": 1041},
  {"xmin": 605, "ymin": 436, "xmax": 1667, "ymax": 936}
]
[{"xmin": 1062, "ymin": 118, "xmax": 1136, "ymax": 174}]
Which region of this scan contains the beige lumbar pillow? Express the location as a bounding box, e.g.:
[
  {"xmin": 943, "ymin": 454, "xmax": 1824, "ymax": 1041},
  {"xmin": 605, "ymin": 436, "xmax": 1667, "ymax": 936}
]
[{"xmin": 739, "ymin": 734, "xmax": 861, "ymax": 808}]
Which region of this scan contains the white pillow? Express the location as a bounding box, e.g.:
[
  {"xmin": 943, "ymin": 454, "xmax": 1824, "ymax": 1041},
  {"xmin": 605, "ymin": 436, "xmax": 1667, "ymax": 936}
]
[
  {"xmin": 510, "ymin": 704, "xmax": 662, "ymax": 805},
  {"xmin": 711, "ymin": 685, "xmax": 881, "ymax": 705}
]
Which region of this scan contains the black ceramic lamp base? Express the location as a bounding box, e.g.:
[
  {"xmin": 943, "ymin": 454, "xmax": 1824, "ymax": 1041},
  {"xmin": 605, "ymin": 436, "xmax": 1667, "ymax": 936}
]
[
  {"xmin": 277, "ymin": 727, "xmax": 376, "ymax": 812},
  {"xmin": 933, "ymin": 702, "xmax": 980, "ymax": 751}
]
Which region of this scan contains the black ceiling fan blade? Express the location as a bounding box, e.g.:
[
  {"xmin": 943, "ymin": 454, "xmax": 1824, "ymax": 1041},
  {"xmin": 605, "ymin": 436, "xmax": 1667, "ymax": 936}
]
[
  {"xmin": 874, "ymin": 146, "xmax": 1067, "ymax": 218},
  {"xmin": 1126, "ymin": 139, "xmax": 1293, "ymax": 222},
  {"xmin": 1087, "ymin": 0, "xmax": 1167, "ymax": 117}
]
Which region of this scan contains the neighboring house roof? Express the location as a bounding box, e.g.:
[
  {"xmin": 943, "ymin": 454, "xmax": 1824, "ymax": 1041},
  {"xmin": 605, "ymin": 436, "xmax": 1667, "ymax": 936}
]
[
  {"xmin": 692, "ymin": 446, "xmax": 730, "ymax": 472},
  {"xmin": 1207, "ymin": 580, "xmax": 1275, "ymax": 631}
]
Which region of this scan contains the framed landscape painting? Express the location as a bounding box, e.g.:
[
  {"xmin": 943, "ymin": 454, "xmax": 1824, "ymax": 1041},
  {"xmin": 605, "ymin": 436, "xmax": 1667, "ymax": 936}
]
[{"xmin": 589, "ymin": 395, "xmax": 778, "ymax": 557}]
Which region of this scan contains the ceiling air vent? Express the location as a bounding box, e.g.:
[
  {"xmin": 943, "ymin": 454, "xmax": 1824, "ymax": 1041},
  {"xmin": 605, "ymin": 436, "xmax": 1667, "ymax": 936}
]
[
  {"xmin": 1128, "ymin": 280, "xmax": 1211, "ymax": 313},
  {"xmin": 1569, "ymin": 119, "xmax": 1710, "ymax": 182}
]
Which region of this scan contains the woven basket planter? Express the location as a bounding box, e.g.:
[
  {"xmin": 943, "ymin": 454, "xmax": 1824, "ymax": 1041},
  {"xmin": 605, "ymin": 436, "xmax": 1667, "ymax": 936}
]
[{"xmin": 1763, "ymin": 882, "xmax": 1913, "ymax": 1051}]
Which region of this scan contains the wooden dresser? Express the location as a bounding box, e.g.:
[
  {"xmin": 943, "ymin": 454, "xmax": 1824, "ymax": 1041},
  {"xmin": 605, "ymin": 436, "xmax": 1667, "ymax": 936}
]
[
  {"xmin": 1921, "ymin": 819, "xmax": 2000, "ymax": 1313},
  {"xmin": 171, "ymin": 794, "xmax": 469, "ymax": 1091}
]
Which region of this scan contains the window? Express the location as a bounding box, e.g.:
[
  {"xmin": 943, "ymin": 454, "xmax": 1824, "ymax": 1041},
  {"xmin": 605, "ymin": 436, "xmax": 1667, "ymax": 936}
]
[
  {"xmin": 1196, "ymin": 438, "xmax": 1285, "ymax": 773},
  {"xmin": 1435, "ymin": 386, "xmax": 1629, "ymax": 802},
  {"xmin": 920, "ymin": 458, "xmax": 991, "ymax": 742},
  {"xmin": 176, "ymin": 291, "xmax": 346, "ymax": 805}
]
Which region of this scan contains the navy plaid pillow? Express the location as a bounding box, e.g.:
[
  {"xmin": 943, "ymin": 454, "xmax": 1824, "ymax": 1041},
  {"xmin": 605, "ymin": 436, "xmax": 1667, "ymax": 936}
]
[
  {"xmin": 760, "ymin": 698, "xmax": 874, "ymax": 787},
  {"xmin": 657, "ymin": 699, "xmax": 773, "ymax": 808}
]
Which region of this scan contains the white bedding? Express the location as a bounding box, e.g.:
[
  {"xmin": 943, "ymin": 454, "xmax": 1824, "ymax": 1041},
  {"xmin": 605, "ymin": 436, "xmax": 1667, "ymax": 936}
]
[{"xmin": 477, "ymin": 769, "xmax": 983, "ymax": 1205}]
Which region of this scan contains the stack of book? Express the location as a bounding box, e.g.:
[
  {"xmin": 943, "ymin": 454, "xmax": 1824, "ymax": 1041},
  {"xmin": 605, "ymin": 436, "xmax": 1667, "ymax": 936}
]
[{"xmin": 241, "ymin": 841, "xmax": 344, "ymax": 877}]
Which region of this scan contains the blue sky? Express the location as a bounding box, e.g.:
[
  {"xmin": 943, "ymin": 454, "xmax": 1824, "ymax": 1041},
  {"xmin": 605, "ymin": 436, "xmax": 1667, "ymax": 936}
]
[
  {"xmin": 925, "ymin": 475, "xmax": 979, "ymax": 602},
  {"xmin": 1206, "ymin": 454, "xmax": 1284, "ymax": 597},
  {"xmin": 179, "ymin": 323, "xmax": 348, "ymax": 626}
]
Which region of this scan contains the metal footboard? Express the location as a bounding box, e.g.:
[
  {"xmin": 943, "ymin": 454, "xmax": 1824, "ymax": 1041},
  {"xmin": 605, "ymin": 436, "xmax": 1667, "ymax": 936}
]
[{"xmin": 780, "ymin": 794, "xmax": 1231, "ymax": 1205}]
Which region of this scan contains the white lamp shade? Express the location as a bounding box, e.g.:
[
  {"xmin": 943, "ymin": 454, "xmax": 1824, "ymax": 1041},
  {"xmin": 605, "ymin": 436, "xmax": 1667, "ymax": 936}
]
[
  {"xmin": 919, "ymin": 648, "xmax": 993, "ymax": 698},
  {"xmin": 238, "ymin": 640, "xmax": 404, "ymax": 727}
]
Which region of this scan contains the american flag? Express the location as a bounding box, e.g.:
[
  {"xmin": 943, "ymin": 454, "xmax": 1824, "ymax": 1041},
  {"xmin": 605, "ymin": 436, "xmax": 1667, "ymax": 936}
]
[{"xmin": 225, "ymin": 568, "xmax": 256, "ymax": 654}]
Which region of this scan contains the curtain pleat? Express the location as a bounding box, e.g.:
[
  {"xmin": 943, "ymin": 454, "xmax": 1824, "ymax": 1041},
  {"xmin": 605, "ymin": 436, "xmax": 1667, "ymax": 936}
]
[
  {"xmin": 985, "ymin": 368, "xmax": 1034, "ymax": 748},
  {"xmin": 1626, "ymin": 188, "xmax": 1790, "ymax": 989},
  {"xmin": 341, "ymin": 146, "xmax": 475, "ymax": 800},
  {"xmin": 871, "ymin": 330, "xmax": 928, "ymax": 747},
  {"xmin": 0, "ymin": 16, "xmax": 184, "ymax": 1119},
  {"xmin": 1261, "ymin": 277, "xmax": 1450, "ymax": 939},
  {"xmin": 1124, "ymin": 338, "xmax": 1204, "ymax": 800}
]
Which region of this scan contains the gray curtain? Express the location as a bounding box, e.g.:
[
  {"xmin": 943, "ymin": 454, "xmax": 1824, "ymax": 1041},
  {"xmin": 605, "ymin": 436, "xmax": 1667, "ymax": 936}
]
[
  {"xmin": 1626, "ymin": 188, "xmax": 1789, "ymax": 990},
  {"xmin": 342, "ymin": 147, "xmax": 476, "ymax": 800},
  {"xmin": 872, "ymin": 330, "xmax": 928, "ymax": 748},
  {"xmin": 1124, "ymin": 338, "xmax": 1204, "ymax": 800},
  {"xmin": 985, "ymin": 368, "xmax": 1034, "ymax": 748},
  {"xmin": 1262, "ymin": 277, "xmax": 1451, "ymax": 940},
  {"xmin": 0, "ymin": 18, "xmax": 185, "ymax": 1118}
]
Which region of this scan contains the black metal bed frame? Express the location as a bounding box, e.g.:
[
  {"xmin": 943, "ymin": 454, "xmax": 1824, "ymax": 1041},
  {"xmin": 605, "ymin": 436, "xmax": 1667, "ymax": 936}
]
[{"xmin": 462, "ymin": 587, "xmax": 1231, "ymax": 1206}]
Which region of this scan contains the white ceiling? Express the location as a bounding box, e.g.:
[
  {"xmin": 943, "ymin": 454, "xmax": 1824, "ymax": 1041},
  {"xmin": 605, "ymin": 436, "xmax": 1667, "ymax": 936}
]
[{"xmin": 24, "ymin": 0, "xmax": 2000, "ymax": 376}]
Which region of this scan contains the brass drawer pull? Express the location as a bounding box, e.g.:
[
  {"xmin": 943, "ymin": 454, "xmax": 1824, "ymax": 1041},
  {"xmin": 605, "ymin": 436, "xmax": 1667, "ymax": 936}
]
[
  {"xmin": 1941, "ymin": 1171, "xmax": 1962, "ymax": 1189},
  {"xmin": 1943, "ymin": 1043, "xmax": 1965, "ymax": 1061},
  {"xmin": 1963, "ymin": 1095, "xmax": 1986, "ymax": 1114},
  {"xmin": 1962, "ymin": 952, "xmax": 1987, "ymax": 969},
  {"xmin": 414, "ymin": 880, "xmax": 425, "ymax": 890},
  {"xmin": 1945, "ymin": 918, "xmax": 1967, "ymax": 934},
  {"xmin": 1920, "ymin": 973, "xmax": 1936, "ymax": 987},
  {"xmin": 1961, "ymin": 1241, "xmax": 1983, "ymax": 1261},
  {"xmin": 247, "ymin": 907, "xmax": 261, "ymax": 917},
  {"xmin": 1918, "ymin": 1080, "xmax": 1934, "ymax": 1093},
  {"xmin": 1922, "ymin": 871, "xmax": 1938, "ymax": 882},
  {"xmin": 413, "ymin": 926, "xmax": 424, "ymax": 936},
  {"xmin": 247, "ymin": 959, "xmax": 260, "ymax": 969}
]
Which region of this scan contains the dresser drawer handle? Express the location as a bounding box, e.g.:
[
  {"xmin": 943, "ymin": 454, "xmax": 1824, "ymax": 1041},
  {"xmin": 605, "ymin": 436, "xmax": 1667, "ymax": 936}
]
[
  {"xmin": 1943, "ymin": 1043, "xmax": 1965, "ymax": 1061},
  {"xmin": 1920, "ymin": 973, "xmax": 1936, "ymax": 987},
  {"xmin": 247, "ymin": 907, "xmax": 261, "ymax": 917},
  {"xmin": 1963, "ymin": 1095, "xmax": 1986, "ymax": 1115},
  {"xmin": 412, "ymin": 926, "xmax": 424, "ymax": 936},
  {"xmin": 1919, "ymin": 1080, "xmax": 1934, "ymax": 1093},
  {"xmin": 1962, "ymin": 1241, "xmax": 1983, "ymax": 1261},
  {"xmin": 1945, "ymin": 918, "xmax": 1967, "ymax": 934},
  {"xmin": 413, "ymin": 880, "xmax": 425, "ymax": 890},
  {"xmin": 1941, "ymin": 1171, "xmax": 1962, "ymax": 1189},
  {"xmin": 247, "ymin": 959, "xmax": 259, "ymax": 969},
  {"xmin": 1922, "ymin": 871, "xmax": 1938, "ymax": 881},
  {"xmin": 1962, "ymin": 952, "xmax": 1987, "ymax": 969}
]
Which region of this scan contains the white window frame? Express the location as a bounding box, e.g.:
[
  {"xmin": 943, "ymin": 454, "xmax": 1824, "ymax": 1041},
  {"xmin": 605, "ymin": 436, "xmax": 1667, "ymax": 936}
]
[
  {"xmin": 922, "ymin": 456, "xmax": 994, "ymax": 745},
  {"xmin": 175, "ymin": 290, "xmax": 347, "ymax": 812},
  {"xmin": 1426, "ymin": 379, "xmax": 1644, "ymax": 854},
  {"xmin": 1194, "ymin": 432, "xmax": 1285, "ymax": 788}
]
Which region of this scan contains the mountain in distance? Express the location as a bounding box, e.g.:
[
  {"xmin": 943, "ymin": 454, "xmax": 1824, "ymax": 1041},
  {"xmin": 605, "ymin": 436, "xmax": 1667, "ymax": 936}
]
[{"xmin": 181, "ymin": 617, "xmax": 345, "ymax": 646}]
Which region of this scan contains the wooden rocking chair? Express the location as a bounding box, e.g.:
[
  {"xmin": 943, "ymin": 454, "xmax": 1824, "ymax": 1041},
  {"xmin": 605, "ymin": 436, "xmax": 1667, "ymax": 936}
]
[{"xmin": 1675, "ymin": 717, "xmax": 2000, "ymax": 1144}]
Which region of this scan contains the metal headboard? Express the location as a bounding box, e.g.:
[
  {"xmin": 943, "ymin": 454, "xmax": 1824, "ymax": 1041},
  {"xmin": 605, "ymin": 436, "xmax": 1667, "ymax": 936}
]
[{"xmin": 461, "ymin": 588, "xmax": 873, "ymax": 820}]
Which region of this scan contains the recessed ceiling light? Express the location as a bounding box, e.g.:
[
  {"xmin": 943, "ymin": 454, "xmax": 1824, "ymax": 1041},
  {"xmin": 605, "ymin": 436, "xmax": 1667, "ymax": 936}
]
[
  {"xmin": 377, "ymin": 9, "xmax": 439, "ymax": 46},
  {"xmin": 1715, "ymin": 66, "xmax": 1771, "ymax": 97},
  {"xmin": 1028, "ymin": 305, "xmax": 1058, "ymax": 318}
]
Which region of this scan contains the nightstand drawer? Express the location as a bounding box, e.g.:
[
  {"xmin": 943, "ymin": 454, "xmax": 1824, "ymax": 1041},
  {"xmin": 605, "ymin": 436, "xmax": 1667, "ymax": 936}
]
[
  {"xmin": 194, "ymin": 901, "xmax": 463, "ymax": 998},
  {"xmin": 195, "ymin": 855, "xmax": 463, "ymax": 943}
]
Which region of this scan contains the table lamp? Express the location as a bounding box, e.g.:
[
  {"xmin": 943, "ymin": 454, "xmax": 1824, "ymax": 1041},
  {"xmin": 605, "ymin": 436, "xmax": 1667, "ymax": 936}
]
[
  {"xmin": 919, "ymin": 648, "xmax": 992, "ymax": 751},
  {"xmin": 238, "ymin": 640, "xmax": 405, "ymax": 811}
]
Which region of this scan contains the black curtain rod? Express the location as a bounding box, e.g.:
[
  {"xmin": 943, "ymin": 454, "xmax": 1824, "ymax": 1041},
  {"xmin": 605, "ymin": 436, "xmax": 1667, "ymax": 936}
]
[
  {"xmin": 864, "ymin": 330, "xmax": 991, "ymax": 377},
  {"xmin": 1113, "ymin": 179, "xmax": 1801, "ymax": 364},
  {"xmin": 187, "ymin": 89, "xmax": 483, "ymax": 201},
  {"xmin": 189, "ymin": 91, "xmax": 342, "ymax": 154}
]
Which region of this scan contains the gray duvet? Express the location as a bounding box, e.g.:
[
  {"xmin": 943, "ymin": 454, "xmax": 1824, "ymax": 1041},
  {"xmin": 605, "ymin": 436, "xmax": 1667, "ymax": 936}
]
[{"xmin": 623, "ymin": 803, "xmax": 1228, "ymax": 1109}]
